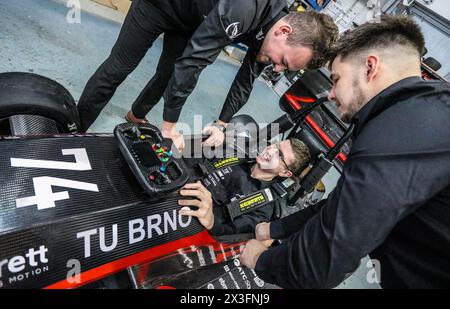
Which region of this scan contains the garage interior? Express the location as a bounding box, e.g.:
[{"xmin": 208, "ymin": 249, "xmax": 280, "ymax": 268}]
[{"xmin": 0, "ymin": 0, "xmax": 448, "ymax": 290}]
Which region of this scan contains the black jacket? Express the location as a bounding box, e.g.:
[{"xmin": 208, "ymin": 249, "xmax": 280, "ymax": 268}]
[
  {"xmin": 255, "ymin": 77, "xmax": 450, "ymax": 289},
  {"xmin": 148, "ymin": 0, "xmax": 289, "ymax": 123},
  {"xmin": 198, "ymin": 160, "xmax": 274, "ymax": 235}
]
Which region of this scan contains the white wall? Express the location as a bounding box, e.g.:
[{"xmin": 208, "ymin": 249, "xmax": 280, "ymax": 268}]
[
  {"xmin": 413, "ymin": 15, "xmax": 450, "ymax": 77},
  {"xmin": 416, "ymin": 0, "xmax": 450, "ymax": 22}
]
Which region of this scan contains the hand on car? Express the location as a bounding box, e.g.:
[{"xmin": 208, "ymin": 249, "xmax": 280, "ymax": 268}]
[
  {"xmin": 162, "ymin": 125, "xmax": 185, "ymax": 153},
  {"xmin": 178, "ymin": 181, "xmax": 214, "ymax": 230},
  {"xmin": 202, "ymin": 125, "xmax": 225, "ymax": 147},
  {"xmin": 239, "ymin": 239, "xmax": 269, "ymax": 270},
  {"xmin": 255, "ymin": 222, "xmax": 272, "ymax": 241}
]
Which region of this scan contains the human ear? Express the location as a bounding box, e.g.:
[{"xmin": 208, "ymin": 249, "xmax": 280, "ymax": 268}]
[
  {"xmin": 275, "ymin": 24, "xmax": 293, "ymax": 37},
  {"xmin": 279, "ymin": 169, "xmax": 293, "ymax": 178},
  {"xmin": 365, "ymin": 55, "xmax": 380, "ymax": 82}
]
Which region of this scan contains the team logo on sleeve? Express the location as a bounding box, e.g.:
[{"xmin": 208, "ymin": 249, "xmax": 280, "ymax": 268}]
[
  {"xmin": 225, "ymin": 22, "xmax": 242, "ymax": 40},
  {"xmin": 256, "ymin": 28, "xmax": 264, "ymax": 41}
]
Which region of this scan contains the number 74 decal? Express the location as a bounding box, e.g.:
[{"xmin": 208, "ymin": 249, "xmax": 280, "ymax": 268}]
[{"xmin": 11, "ymin": 148, "xmax": 99, "ymax": 210}]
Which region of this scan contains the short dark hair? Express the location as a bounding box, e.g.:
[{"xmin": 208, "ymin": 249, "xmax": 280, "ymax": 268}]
[
  {"xmin": 288, "ymin": 138, "xmax": 311, "ymax": 176},
  {"xmin": 284, "ymin": 11, "xmax": 339, "ymax": 69},
  {"xmin": 328, "ymin": 15, "xmax": 425, "ymax": 67}
]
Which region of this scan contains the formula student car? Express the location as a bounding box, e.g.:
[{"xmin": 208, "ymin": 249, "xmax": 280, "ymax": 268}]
[{"xmin": 0, "ymin": 71, "xmax": 352, "ymax": 289}]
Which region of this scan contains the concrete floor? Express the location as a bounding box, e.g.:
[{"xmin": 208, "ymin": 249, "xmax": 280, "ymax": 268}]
[
  {"xmin": 0, "ymin": 0, "xmax": 282, "ymax": 133},
  {"xmin": 0, "ymin": 0, "xmax": 379, "ymax": 289}
]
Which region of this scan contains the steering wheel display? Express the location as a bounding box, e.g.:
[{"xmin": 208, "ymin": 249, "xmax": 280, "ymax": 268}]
[{"xmin": 114, "ymin": 123, "xmax": 189, "ymax": 197}]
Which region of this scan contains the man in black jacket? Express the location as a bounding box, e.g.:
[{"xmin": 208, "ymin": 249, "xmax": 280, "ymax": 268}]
[
  {"xmin": 240, "ymin": 16, "xmax": 450, "ymax": 288},
  {"xmin": 178, "ymin": 138, "xmax": 310, "ymax": 235},
  {"xmin": 77, "ymin": 0, "xmax": 338, "ymax": 150}
]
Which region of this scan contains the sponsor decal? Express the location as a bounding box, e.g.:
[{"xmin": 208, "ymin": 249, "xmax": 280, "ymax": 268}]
[
  {"xmin": 239, "ymin": 193, "xmax": 266, "ymax": 212},
  {"xmin": 213, "ymin": 157, "xmax": 240, "ymax": 169},
  {"xmin": 1, "ymin": 141, "xmax": 206, "ymax": 288},
  {"xmin": 0, "ymin": 246, "xmax": 49, "ymax": 287},
  {"xmin": 11, "ymin": 148, "xmax": 99, "ymax": 210},
  {"xmin": 77, "ymin": 210, "xmax": 192, "ymax": 259},
  {"xmin": 256, "ymin": 28, "xmax": 264, "ymax": 41},
  {"xmin": 225, "ymin": 22, "xmax": 242, "ymax": 40}
]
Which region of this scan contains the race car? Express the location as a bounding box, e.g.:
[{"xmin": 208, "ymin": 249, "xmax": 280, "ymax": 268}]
[{"xmin": 0, "ymin": 71, "xmax": 353, "ymax": 289}]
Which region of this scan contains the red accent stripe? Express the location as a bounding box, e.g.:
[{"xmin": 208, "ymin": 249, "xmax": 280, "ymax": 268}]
[
  {"xmin": 305, "ymin": 116, "xmax": 347, "ymax": 164},
  {"xmin": 156, "ymin": 286, "xmax": 177, "ymax": 290},
  {"xmin": 297, "ymin": 96, "xmax": 316, "ymax": 103},
  {"xmin": 214, "ymin": 246, "xmax": 243, "ymax": 263},
  {"xmin": 285, "ymin": 94, "xmax": 301, "ymax": 111},
  {"xmin": 337, "ymin": 153, "xmax": 347, "ymax": 162},
  {"xmin": 284, "ymin": 93, "xmax": 348, "ymax": 164},
  {"xmin": 305, "ymin": 116, "xmax": 334, "ymax": 147},
  {"xmin": 44, "ymin": 231, "xmax": 217, "ymax": 289},
  {"xmin": 284, "ymin": 94, "xmax": 316, "ymax": 111}
]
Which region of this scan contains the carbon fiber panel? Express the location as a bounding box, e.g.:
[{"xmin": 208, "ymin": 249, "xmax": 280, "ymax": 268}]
[
  {"xmin": 0, "ymin": 135, "xmax": 205, "ymax": 288},
  {"xmin": 147, "ymin": 259, "xmax": 278, "ymax": 289},
  {"xmin": 9, "ymin": 115, "xmax": 59, "ymax": 135}
]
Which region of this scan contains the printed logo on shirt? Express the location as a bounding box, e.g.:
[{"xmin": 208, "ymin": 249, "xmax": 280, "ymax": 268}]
[
  {"xmin": 221, "ymin": 167, "xmax": 231, "ymax": 175},
  {"xmin": 225, "ymin": 22, "xmax": 242, "ymax": 40},
  {"xmin": 207, "ymin": 174, "xmax": 218, "ymax": 187},
  {"xmin": 213, "ymin": 157, "xmax": 240, "ymax": 169},
  {"xmin": 203, "ymin": 178, "xmax": 212, "ymax": 187},
  {"xmin": 239, "ymin": 193, "xmax": 266, "ymax": 212},
  {"xmin": 256, "ymin": 28, "xmax": 264, "ymax": 41}
]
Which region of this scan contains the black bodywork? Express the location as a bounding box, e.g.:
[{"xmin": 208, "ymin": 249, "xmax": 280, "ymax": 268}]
[{"xmin": 0, "ymin": 65, "xmax": 443, "ymax": 289}]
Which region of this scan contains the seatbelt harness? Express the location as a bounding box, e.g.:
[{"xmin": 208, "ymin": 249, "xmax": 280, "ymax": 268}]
[
  {"xmin": 191, "ymin": 155, "xmax": 295, "ymax": 221},
  {"xmin": 226, "ymin": 178, "xmax": 295, "ymax": 221},
  {"xmin": 192, "ymin": 156, "xmax": 255, "ymax": 178}
]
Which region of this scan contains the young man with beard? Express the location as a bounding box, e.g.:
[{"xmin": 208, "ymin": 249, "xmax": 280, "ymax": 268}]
[{"xmin": 240, "ymin": 16, "xmax": 450, "ymax": 289}]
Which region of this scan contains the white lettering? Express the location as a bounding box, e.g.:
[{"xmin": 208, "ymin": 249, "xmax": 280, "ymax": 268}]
[
  {"xmin": 366, "ymin": 259, "xmax": 381, "ymax": 284},
  {"xmin": 147, "ymin": 215, "xmax": 162, "ymax": 238},
  {"xmin": 66, "ymin": 259, "xmax": 81, "ymax": 284},
  {"xmin": 37, "ymin": 245, "xmax": 48, "ymax": 263},
  {"xmin": 164, "ymin": 210, "xmax": 177, "ymax": 233},
  {"xmin": 129, "ymin": 219, "xmax": 145, "ymax": 244},
  {"xmin": 178, "ymin": 211, "xmax": 192, "ymax": 228},
  {"xmin": 16, "ymin": 177, "xmax": 99, "ymax": 210},
  {"xmin": 99, "ymin": 224, "xmax": 118, "ymax": 252},
  {"xmin": 0, "ymin": 259, "xmax": 8, "ymax": 278},
  {"xmin": 77, "ymin": 229, "xmax": 97, "ymax": 258},
  {"xmin": 25, "ymin": 248, "xmax": 39, "ymax": 267},
  {"xmin": 66, "ymin": 0, "xmax": 81, "ymax": 24},
  {"xmin": 8, "ymin": 256, "xmax": 26, "ymax": 273},
  {"xmin": 11, "ymin": 148, "xmax": 92, "ymax": 171},
  {"xmin": 0, "ymin": 246, "xmax": 49, "ymax": 281}
]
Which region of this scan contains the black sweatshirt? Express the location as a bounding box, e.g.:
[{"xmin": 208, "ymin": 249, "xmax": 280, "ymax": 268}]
[
  {"xmin": 147, "ymin": 0, "xmax": 289, "ymax": 123},
  {"xmin": 255, "ymin": 77, "xmax": 450, "ymax": 289}
]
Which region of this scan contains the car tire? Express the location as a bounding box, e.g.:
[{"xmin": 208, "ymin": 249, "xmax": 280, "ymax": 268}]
[{"xmin": 0, "ymin": 72, "xmax": 80, "ymax": 133}]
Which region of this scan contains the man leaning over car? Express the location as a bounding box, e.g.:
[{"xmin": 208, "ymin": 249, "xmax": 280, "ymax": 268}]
[{"xmin": 240, "ymin": 16, "xmax": 450, "ymax": 289}]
